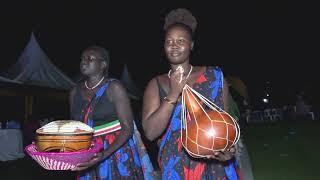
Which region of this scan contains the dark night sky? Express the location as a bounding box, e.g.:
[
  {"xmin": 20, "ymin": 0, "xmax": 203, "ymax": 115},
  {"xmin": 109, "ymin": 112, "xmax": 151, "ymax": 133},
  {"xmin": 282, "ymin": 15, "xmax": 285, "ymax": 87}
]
[{"xmin": 0, "ymin": 1, "xmax": 319, "ymax": 107}]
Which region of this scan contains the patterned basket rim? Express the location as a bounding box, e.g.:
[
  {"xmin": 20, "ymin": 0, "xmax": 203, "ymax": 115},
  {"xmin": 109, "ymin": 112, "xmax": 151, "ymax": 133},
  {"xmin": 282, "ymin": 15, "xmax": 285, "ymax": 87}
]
[{"xmin": 25, "ymin": 142, "xmax": 102, "ymax": 156}]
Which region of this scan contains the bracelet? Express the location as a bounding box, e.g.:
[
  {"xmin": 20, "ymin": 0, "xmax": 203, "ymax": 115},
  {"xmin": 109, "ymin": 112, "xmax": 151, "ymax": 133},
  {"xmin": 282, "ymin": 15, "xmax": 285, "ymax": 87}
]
[{"xmin": 163, "ymin": 96, "xmax": 177, "ymax": 105}]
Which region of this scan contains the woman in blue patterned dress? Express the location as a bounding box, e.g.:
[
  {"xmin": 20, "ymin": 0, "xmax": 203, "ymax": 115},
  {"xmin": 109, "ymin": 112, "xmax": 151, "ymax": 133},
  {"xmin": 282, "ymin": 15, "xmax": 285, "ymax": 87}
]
[
  {"xmin": 70, "ymin": 46, "xmax": 154, "ymax": 180},
  {"xmin": 142, "ymin": 8, "xmax": 241, "ymax": 180}
]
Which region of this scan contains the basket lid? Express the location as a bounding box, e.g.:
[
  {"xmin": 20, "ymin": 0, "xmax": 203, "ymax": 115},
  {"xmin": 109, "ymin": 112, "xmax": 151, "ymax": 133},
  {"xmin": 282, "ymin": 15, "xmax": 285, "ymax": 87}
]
[{"xmin": 36, "ymin": 120, "xmax": 94, "ymax": 134}]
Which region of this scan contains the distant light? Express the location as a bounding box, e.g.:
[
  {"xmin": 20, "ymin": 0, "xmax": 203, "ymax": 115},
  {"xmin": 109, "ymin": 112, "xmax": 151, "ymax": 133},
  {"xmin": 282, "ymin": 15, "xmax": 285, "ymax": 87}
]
[
  {"xmin": 262, "ymin": 98, "xmax": 269, "ymax": 103},
  {"xmin": 206, "ymin": 129, "xmax": 216, "ymax": 137},
  {"xmin": 266, "ymin": 94, "xmax": 269, "ymax": 97}
]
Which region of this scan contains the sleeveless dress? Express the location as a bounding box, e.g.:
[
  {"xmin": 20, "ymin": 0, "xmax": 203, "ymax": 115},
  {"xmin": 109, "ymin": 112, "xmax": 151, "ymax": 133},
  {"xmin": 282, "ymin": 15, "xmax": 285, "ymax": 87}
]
[
  {"xmin": 157, "ymin": 67, "xmax": 241, "ymax": 180},
  {"xmin": 71, "ymin": 79, "xmax": 154, "ymax": 180}
]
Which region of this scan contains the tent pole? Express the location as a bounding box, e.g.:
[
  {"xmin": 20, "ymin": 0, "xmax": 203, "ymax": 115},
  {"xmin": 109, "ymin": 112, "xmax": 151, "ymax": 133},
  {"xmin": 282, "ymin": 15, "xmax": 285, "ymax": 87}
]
[
  {"xmin": 24, "ymin": 96, "xmax": 28, "ymax": 122},
  {"xmin": 24, "ymin": 96, "xmax": 34, "ymax": 122},
  {"xmin": 29, "ymin": 96, "xmax": 33, "ymax": 119}
]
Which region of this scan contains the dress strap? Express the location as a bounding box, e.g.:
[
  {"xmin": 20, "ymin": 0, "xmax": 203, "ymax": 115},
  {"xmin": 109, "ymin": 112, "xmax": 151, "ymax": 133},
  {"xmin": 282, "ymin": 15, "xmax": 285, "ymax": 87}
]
[{"xmin": 156, "ymin": 77, "xmax": 167, "ymax": 100}]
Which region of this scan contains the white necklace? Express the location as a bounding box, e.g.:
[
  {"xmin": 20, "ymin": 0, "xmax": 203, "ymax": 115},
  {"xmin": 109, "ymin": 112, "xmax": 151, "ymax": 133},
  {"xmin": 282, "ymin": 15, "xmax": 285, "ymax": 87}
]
[
  {"xmin": 85, "ymin": 76, "xmax": 105, "ymax": 90},
  {"xmin": 168, "ymin": 65, "xmax": 193, "ymax": 81}
]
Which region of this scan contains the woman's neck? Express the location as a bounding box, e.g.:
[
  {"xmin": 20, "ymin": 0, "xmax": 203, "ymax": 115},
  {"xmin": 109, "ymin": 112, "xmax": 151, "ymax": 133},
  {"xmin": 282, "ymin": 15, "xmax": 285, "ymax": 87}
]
[
  {"xmin": 170, "ymin": 63, "xmax": 192, "ymax": 76},
  {"xmin": 86, "ymin": 74, "xmax": 105, "ymax": 86}
]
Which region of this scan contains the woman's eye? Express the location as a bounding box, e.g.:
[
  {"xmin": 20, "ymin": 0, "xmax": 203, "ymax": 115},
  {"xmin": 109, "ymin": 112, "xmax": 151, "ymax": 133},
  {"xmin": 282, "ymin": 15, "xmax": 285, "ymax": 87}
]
[
  {"xmin": 166, "ymin": 40, "xmax": 173, "ymax": 44},
  {"xmin": 89, "ymin": 57, "xmax": 95, "ymax": 62}
]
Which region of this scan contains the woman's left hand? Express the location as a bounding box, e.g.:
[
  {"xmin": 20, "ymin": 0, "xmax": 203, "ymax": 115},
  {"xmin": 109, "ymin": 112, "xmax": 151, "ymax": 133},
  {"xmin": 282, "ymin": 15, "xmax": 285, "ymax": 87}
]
[
  {"xmin": 71, "ymin": 152, "xmax": 104, "ymax": 171},
  {"xmin": 204, "ymin": 146, "xmax": 236, "ymax": 161}
]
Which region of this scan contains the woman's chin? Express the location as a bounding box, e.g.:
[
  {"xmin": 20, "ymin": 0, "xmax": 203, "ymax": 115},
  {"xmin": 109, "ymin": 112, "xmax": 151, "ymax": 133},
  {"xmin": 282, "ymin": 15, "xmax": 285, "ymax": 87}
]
[
  {"xmin": 80, "ymin": 69, "xmax": 90, "ymax": 76},
  {"xmin": 169, "ymin": 59, "xmax": 185, "ymax": 65}
]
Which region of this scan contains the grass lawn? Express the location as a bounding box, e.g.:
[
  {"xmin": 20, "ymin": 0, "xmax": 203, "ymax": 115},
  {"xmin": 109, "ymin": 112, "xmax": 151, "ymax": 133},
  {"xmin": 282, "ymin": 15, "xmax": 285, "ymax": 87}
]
[
  {"xmin": 2, "ymin": 120, "xmax": 320, "ymax": 179},
  {"xmin": 244, "ymin": 120, "xmax": 320, "ymax": 180}
]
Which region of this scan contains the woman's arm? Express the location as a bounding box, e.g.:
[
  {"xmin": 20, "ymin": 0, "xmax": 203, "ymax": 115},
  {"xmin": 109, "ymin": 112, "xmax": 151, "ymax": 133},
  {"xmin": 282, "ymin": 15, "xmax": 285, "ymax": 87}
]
[
  {"xmin": 142, "ymin": 78, "xmax": 177, "ymax": 141},
  {"xmin": 100, "ymin": 81, "xmax": 134, "ymax": 159}
]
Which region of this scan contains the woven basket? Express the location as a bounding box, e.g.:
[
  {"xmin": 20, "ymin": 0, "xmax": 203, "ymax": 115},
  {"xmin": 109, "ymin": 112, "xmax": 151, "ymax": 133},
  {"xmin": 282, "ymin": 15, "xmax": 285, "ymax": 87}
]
[{"xmin": 25, "ymin": 142, "xmax": 103, "ymax": 170}]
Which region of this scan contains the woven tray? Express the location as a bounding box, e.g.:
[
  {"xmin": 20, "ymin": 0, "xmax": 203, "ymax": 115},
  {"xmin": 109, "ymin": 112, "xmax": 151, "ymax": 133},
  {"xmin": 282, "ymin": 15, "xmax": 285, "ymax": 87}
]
[{"xmin": 25, "ymin": 142, "xmax": 103, "ymax": 170}]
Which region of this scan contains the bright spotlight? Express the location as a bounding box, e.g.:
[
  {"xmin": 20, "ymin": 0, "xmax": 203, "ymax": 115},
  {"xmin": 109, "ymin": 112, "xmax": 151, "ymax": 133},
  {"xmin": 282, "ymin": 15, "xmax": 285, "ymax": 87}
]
[{"xmin": 262, "ymin": 98, "xmax": 269, "ymax": 103}]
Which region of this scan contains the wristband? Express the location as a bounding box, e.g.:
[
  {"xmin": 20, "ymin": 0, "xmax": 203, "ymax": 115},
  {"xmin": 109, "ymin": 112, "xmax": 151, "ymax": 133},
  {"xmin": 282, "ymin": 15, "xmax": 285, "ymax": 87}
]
[{"xmin": 163, "ymin": 96, "xmax": 177, "ymax": 105}]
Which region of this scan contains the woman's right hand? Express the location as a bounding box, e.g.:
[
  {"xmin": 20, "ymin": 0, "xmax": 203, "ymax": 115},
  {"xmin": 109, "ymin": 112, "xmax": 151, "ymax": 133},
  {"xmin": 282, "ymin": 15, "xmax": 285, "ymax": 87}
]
[
  {"xmin": 71, "ymin": 151, "xmax": 104, "ymax": 171},
  {"xmin": 204, "ymin": 146, "xmax": 236, "ymax": 161},
  {"xmin": 168, "ymin": 67, "xmax": 187, "ymax": 100}
]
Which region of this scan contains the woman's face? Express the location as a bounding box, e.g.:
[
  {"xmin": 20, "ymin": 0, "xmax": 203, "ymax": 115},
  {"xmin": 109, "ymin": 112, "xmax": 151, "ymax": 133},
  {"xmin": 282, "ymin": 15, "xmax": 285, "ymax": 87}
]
[
  {"xmin": 80, "ymin": 50, "xmax": 106, "ymax": 76},
  {"xmin": 164, "ymin": 26, "xmax": 193, "ymax": 65}
]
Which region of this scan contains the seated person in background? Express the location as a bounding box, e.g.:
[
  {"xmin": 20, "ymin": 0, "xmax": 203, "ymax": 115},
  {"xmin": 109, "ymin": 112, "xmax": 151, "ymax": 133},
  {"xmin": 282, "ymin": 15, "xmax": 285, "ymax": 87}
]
[
  {"xmin": 295, "ymin": 92, "xmax": 314, "ymax": 120},
  {"xmin": 6, "ymin": 119, "xmax": 21, "ymax": 129}
]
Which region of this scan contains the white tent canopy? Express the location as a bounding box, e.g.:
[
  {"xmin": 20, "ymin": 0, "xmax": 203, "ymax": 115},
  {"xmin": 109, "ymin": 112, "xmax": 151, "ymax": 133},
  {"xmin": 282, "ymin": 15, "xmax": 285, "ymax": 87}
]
[
  {"xmin": 2, "ymin": 32, "xmax": 75, "ymax": 90},
  {"xmin": 0, "ymin": 76, "xmax": 22, "ymax": 84},
  {"xmin": 120, "ymin": 64, "xmax": 142, "ymax": 100}
]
